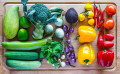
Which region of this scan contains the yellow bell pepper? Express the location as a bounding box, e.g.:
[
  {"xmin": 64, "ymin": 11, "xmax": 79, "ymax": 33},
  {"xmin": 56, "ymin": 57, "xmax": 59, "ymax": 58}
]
[
  {"xmin": 77, "ymin": 44, "xmax": 95, "ymax": 65},
  {"xmin": 75, "ymin": 26, "xmax": 96, "ymax": 43}
]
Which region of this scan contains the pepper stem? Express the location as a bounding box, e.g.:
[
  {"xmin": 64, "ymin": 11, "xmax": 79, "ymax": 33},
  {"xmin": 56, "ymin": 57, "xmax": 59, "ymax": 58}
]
[
  {"xmin": 74, "ymin": 35, "xmax": 80, "ymax": 40},
  {"xmin": 104, "ymin": 49, "xmax": 106, "ymax": 52},
  {"xmin": 84, "ymin": 59, "xmax": 89, "ymax": 66}
]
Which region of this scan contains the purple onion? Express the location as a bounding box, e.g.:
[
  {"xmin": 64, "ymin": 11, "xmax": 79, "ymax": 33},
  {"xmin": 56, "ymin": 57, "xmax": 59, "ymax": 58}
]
[
  {"xmin": 62, "ymin": 25, "xmax": 68, "ymax": 31},
  {"xmin": 69, "ymin": 27, "xmax": 74, "ymax": 33},
  {"xmin": 65, "ymin": 60, "xmax": 70, "ymax": 65},
  {"xmin": 68, "ymin": 45, "xmax": 73, "ymax": 50},
  {"xmin": 71, "ymin": 58, "xmax": 76, "ymax": 64},
  {"xmin": 64, "ymin": 47, "xmax": 69, "ymax": 53},
  {"xmin": 67, "ymin": 40, "xmax": 71, "ymax": 44}
]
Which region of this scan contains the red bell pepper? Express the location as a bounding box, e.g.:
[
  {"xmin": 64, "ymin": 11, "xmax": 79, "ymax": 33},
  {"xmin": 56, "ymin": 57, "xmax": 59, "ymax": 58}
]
[{"xmin": 97, "ymin": 50, "xmax": 114, "ymax": 67}]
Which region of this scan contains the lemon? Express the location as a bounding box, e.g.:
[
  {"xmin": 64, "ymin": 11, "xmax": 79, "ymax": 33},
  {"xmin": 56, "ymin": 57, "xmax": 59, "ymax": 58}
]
[
  {"xmin": 85, "ymin": 4, "xmax": 93, "ymax": 11},
  {"xmin": 79, "ymin": 13, "xmax": 85, "ymax": 21}
]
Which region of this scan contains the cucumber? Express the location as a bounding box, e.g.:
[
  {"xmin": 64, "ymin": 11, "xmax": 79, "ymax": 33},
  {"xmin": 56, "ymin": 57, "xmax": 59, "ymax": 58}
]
[
  {"xmin": 4, "ymin": 51, "xmax": 38, "ymax": 60},
  {"xmin": 1, "ymin": 39, "xmax": 47, "ymax": 50},
  {"xmin": 6, "ymin": 60, "xmax": 41, "ymax": 69},
  {"xmin": 3, "ymin": 5, "xmax": 19, "ymax": 39}
]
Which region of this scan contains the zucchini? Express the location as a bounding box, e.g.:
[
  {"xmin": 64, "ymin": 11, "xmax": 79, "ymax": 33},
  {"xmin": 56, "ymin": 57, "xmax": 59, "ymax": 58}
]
[
  {"xmin": 1, "ymin": 39, "xmax": 47, "ymax": 50},
  {"xmin": 6, "ymin": 60, "xmax": 41, "ymax": 69},
  {"xmin": 4, "ymin": 51, "xmax": 38, "ymax": 60}
]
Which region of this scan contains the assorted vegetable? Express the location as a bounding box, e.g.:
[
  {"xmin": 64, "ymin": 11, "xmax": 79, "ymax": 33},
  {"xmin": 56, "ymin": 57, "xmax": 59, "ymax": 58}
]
[
  {"xmin": 94, "ymin": 4, "xmax": 115, "ymax": 67},
  {"xmin": 2, "ymin": 0, "xmax": 116, "ymax": 69}
]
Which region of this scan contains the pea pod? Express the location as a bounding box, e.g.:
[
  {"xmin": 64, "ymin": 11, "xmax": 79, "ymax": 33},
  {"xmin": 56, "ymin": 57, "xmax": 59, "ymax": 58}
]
[
  {"xmin": 50, "ymin": 7, "xmax": 63, "ymax": 12},
  {"xmin": 1, "ymin": 39, "xmax": 47, "ymax": 50}
]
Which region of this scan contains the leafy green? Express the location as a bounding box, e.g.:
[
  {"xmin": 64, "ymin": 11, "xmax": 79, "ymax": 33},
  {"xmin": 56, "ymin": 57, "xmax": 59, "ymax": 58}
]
[{"xmin": 40, "ymin": 41, "xmax": 64, "ymax": 69}]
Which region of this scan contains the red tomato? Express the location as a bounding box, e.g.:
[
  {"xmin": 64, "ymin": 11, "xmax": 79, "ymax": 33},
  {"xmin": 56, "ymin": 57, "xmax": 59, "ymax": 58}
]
[
  {"xmin": 104, "ymin": 19, "xmax": 114, "ymax": 30},
  {"xmin": 104, "ymin": 33, "xmax": 114, "ymax": 41},
  {"xmin": 106, "ymin": 5, "xmax": 116, "ymax": 16},
  {"xmin": 104, "ymin": 41, "xmax": 114, "ymax": 48}
]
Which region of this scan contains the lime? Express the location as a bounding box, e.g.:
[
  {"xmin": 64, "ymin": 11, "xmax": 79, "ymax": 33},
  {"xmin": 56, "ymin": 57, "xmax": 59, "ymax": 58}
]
[
  {"xmin": 19, "ymin": 16, "xmax": 30, "ymax": 28},
  {"xmin": 18, "ymin": 29, "xmax": 29, "ymax": 41}
]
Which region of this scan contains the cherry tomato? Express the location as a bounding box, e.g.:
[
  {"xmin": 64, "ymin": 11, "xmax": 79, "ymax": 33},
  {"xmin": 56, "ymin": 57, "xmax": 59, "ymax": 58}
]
[
  {"xmin": 104, "ymin": 33, "xmax": 114, "ymax": 41},
  {"xmin": 106, "ymin": 5, "xmax": 116, "ymax": 16},
  {"xmin": 104, "ymin": 41, "xmax": 114, "ymax": 48},
  {"xmin": 104, "ymin": 19, "xmax": 114, "ymax": 30}
]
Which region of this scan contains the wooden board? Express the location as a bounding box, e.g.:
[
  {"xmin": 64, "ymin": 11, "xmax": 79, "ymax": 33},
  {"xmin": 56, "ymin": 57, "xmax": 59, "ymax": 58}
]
[{"xmin": 0, "ymin": 0, "xmax": 120, "ymax": 74}]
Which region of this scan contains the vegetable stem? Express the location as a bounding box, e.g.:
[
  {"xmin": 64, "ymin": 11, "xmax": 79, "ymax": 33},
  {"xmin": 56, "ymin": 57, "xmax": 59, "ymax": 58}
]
[
  {"xmin": 74, "ymin": 35, "xmax": 80, "ymax": 40},
  {"xmin": 84, "ymin": 59, "xmax": 89, "ymax": 66}
]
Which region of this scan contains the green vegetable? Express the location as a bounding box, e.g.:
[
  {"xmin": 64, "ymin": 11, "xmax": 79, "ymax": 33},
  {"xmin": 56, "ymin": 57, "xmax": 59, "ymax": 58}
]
[
  {"xmin": 1, "ymin": 39, "xmax": 47, "ymax": 50},
  {"xmin": 18, "ymin": 29, "xmax": 29, "ymax": 41},
  {"xmin": 50, "ymin": 7, "xmax": 63, "ymax": 12},
  {"xmin": 21, "ymin": 0, "xmax": 57, "ymax": 39},
  {"xmin": 51, "ymin": 12, "xmax": 61, "ymax": 16},
  {"xmin": 19, "ymin": 16, "xmax": 30, "ymax": 28},
  {"xmin": 40, "ymin": 41, "xmax": 64, "ymax": 69},
  {"xmin": 3, "ymin": 5, "xmax": 19, "ymax": 39},
  {"xmin": 45, "ymin": 24, "xmax": 53, "ymax": 34},
  {"xmin": 55, "ymin": 28, "xmax": 64, "ymax": 38},
  {"xmin": 6, "ymin": 60, "xmax": 41, "ymax": 69},
  {"xmin": 55, "ymin": 12, "xmax": 63, "ymax": 27},
  {"xmin": 4, "ymin": 51, "xmax": 38, "ymax": 60}
]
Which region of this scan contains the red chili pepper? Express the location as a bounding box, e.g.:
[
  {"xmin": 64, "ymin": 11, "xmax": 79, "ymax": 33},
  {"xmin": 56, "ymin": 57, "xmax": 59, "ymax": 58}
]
[
  {"xmin": 97, "ymin": 50, "xmax": 114, "ymax": 67},
  {"xmin": 97, "ymin": 31, "xmax": 104, "ymax": 49},
  {"xmin": 104, "ymin": 41, "xmax": 114, "ymax": 48},
  {"xmin": 104, "ymin": 33, "xmax": 114, "ymax": 41},
  {"xmin": 94, "ymin": 6, "xmax": 96, "ymax": 25},
  {"xmin": 100, "ymin": 11, "xmax": 104, "ymax": 20},
  {"xmin": 97, "ymin": 8, "xmax": 100, "ymax": 28}
]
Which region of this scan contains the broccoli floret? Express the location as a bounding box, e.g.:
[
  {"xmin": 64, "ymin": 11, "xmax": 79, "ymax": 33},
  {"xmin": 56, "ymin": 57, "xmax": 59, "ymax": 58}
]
[{"xmin": 27, "ymin": 3, "xmax": 51, "ymax": 24}]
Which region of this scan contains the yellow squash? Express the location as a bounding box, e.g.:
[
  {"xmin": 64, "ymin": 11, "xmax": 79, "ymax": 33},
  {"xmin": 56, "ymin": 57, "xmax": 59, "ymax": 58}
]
[
  {"xmin": 78, "ymin": 26, "xmax": 96, "ymax": 43},
  {"xmin": 78, "ymin": 44, "xmax": 95, "ymax": 65}
]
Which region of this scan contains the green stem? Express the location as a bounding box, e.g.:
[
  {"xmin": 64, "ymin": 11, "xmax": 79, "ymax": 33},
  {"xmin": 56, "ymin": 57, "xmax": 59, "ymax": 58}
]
[
  {"xmin": 74, "ymin": 35, "xmax": 80, "ymax": 40},
  {"xmin": 104, "ymin": 49, "xmax": 106, "ymax": 52},
  {"xmin": 84, "ymin": 59, "xmax": 89, "ymax": 66}
]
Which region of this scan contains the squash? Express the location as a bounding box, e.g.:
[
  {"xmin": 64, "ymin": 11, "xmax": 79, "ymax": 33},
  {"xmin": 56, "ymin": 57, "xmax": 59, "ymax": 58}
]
[{"xmin": 3, "ymin": 5, "xmax": 19, "ymax": 39}]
